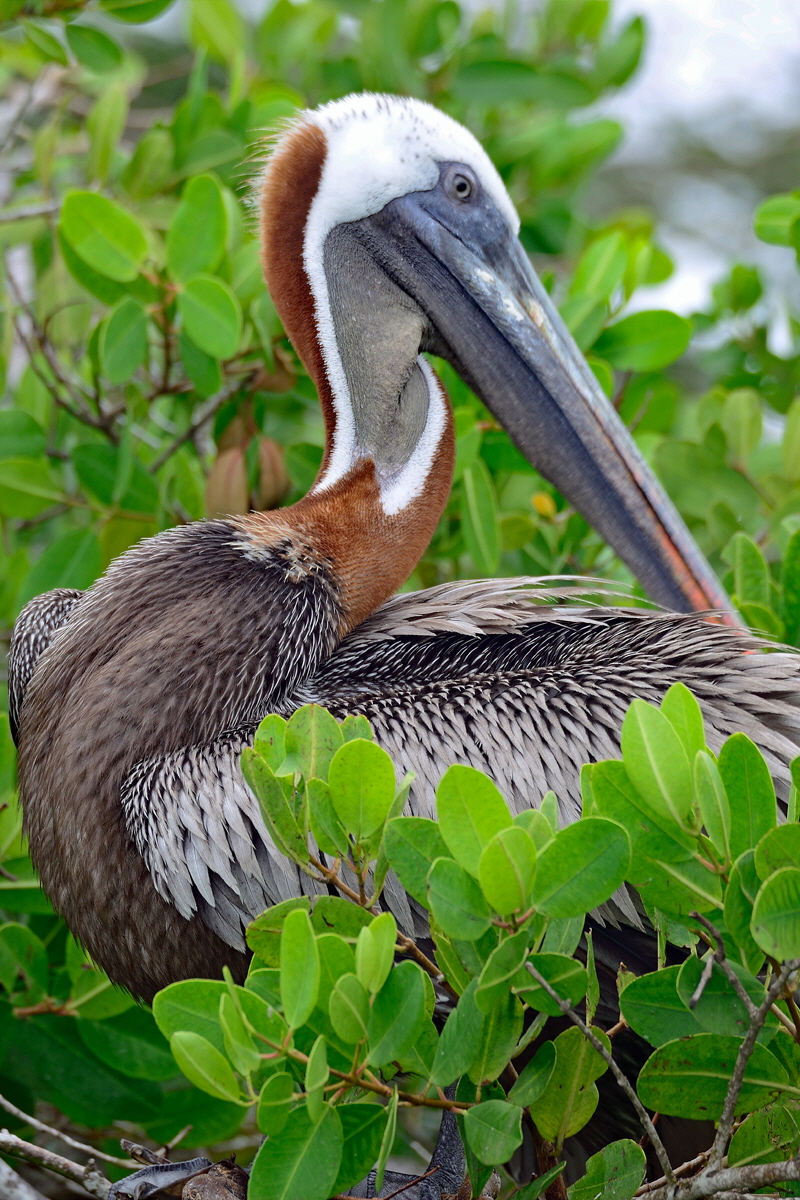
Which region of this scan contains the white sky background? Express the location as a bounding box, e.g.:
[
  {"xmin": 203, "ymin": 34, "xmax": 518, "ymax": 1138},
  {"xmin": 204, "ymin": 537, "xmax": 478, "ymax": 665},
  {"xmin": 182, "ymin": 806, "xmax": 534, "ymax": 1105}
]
[{"xmin": 592, "ymin": 0, "xmax": 800, "ymax": 334}]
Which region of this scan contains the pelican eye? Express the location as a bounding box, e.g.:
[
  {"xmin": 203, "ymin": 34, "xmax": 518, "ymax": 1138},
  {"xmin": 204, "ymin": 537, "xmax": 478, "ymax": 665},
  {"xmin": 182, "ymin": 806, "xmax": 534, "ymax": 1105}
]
[{"xmin": 452, "ymin": 174, "xmax": 472, "ymax": 200}]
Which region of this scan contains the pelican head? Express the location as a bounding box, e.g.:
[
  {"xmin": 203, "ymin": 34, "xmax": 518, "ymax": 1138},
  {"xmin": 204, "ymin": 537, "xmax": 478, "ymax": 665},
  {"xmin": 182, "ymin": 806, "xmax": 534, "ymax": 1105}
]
[{"xmin": 259, "ymin": 93, "xmax": 730, "ymax": 616}]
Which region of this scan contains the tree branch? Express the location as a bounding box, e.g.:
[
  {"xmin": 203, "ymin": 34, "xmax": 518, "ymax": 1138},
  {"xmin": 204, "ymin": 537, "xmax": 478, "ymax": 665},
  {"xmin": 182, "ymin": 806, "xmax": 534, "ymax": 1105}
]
[
  {"xmin": 690, "ymin": 915, "xmax": 800, "ymax": 1171},
  {"xmin": 148, "ymin": 382, "xmax": 242, "ymax": 472},
  {"xmin": 523, "ymin": 961, "xmax": 675, "ymax": 1183},
  {"xmin": 0, "ymin": 1130, "xmax": 110, "ymax": 1198},
  {"xmin": 0, "ymin": 1160, "xmax": 49, "ymax": 1200},
  {"xmin": 0, "ymin": 1090, "xmax": 137, "ymax": 1169}
]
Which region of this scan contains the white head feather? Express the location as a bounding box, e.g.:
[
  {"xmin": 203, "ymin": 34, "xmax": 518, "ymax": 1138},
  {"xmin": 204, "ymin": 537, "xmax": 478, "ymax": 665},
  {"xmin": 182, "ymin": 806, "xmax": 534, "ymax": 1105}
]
[{"xmin": 292, "ymin": 93, "xmax": 520, "ymax": 514}]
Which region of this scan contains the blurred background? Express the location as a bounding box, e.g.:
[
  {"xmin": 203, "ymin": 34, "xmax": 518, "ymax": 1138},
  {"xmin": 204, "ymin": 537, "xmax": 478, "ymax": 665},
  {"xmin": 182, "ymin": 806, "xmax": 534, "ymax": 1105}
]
[{"xmin": 2, "ymin": 0, "xmax": 800, "ymax": 1192}]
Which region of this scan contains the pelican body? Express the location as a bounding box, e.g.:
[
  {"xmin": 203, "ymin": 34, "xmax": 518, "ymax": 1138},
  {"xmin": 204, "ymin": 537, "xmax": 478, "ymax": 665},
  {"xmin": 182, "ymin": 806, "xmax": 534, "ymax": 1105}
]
[{"xmin": 10, "ymin": 95, "xmax": 800, "ymax": 1003}]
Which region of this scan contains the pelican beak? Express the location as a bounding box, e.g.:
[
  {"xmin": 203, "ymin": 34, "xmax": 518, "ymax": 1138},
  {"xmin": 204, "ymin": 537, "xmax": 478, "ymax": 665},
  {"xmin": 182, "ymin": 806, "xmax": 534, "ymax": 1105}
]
[{"xmin": 361, "ymin": 187, "xmax": 735, "ymax": 620}]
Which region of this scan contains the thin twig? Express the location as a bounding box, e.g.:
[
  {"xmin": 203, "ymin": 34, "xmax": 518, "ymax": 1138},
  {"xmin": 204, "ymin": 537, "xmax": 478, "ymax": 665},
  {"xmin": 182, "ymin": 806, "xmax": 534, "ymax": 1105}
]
[
  {"xmin": 523, "ymin": 961, "xmax": 675, "ymax": 1183},
  {"xmin": 148, "ymin": 383, "xmax": 241, "ymax": 473},
  {"xmin": 0, "ymin": 203, "xmax": 60, "ymax": 224},
  {"xmin": 690, "ymin": 916, "xmax": 800, "ymax": 1172},
  {"xmin": 0, "ymin": 1130, "xmax": 110, "ymax": 1199},
  {"xmin": 635, "ymin": 1150, "xmax": 711, "ymax": 1195},
  {"xmin": 688, "ymin": 953, "xmax": 716, "ymax": 1009},
  {"xmin": 0, "ymin": 1092, "xmax": 136, "ymax": 1169}
]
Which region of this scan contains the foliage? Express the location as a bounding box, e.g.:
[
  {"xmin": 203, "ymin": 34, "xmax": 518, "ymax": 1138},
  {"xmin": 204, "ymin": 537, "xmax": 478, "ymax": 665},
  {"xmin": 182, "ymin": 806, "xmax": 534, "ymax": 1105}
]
[{"xmin": 3, "ymin": 0, "xmax": 800, "ymax": 1196}]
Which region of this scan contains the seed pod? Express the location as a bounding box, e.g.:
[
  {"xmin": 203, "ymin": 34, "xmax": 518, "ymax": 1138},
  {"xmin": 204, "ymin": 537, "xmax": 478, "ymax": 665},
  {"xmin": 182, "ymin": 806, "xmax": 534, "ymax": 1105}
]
[{"xmin": 204, "ymin": 446, "xmax": 249, "ymax": 517}]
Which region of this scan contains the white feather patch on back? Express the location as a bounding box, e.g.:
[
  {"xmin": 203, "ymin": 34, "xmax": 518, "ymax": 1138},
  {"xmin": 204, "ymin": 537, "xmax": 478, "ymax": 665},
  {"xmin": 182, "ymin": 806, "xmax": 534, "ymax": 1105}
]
[{"xmin": 298, "ymin": 93, "xmax": 519, "ymax": 507}]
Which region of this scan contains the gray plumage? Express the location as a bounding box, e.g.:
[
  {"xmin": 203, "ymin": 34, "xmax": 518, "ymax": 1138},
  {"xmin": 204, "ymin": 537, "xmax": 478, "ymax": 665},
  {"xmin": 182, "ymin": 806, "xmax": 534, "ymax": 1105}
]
[{"xmin": 11, "ymin": 563, "xmax": 800, "ymax": 1000}]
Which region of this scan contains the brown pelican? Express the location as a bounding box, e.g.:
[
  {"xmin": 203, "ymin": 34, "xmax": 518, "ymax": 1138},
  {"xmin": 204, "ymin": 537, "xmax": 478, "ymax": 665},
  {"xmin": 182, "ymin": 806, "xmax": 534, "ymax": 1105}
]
[{"xmin": 10, "ymin": 93, "xmax": 800, "ymax": 1004}]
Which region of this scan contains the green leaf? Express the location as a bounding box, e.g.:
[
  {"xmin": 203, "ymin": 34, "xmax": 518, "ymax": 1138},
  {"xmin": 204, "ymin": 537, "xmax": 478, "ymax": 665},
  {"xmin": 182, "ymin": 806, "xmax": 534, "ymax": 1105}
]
[
  {"xmin": 188, "ymin": 0, "xmax": 244, "ymax": 65},
  {"xmin": 179, "ymin": 330, "xmax": 223, "ymax": 397},
  {"xmin": 637, "ymin": 1034, "xmax": 787, "ymax": 1119},
  {"xmin": 728, "ymin": 1104, "xmax": 800, "ymax": 1167},
  {"xmin": 463, "ymin": 1100, "xmax": 523, "ymax": 1165},
  {"xmin": 585, "ymin": 929, "xmax": 599, "ymax": 1022},
  {"xmin": 252, "ymin": 716, "xmax": 287, "ymax": 775},
  {"xmin": 308, "ymin": 778, "xmax": 349, "ymax": 858},
  {"xmin": 752, "ymin": 867, "xmax": 800, "ymax": 960},
  {"xmin": 332, "ymin": 1103, "xmax": 387, "ymax": 1195},
  {"xmin": 468, "ymin": 990, "xmax": 524, "ymax": 1084},
  {"xmin": 515, "ymin": 1164, "xmax": 566, "ymax": 1200},
  {"xmin": 122, "ymin": 126, "xmax": 174, "ymax": 200},
  {"xmin": 783, "ymin": 530, "xmax": 800, "ymax": 645},
  {"xmin": 722, "ymin": 393, "xmax": 762, "ymax": 467},
  {"xmin": 22, "ymin": 20, "xmax": 68, "ymax": 65},
  {"xmin": 65, "ymin": 24, "xmax": 123, "ymax": 73},
  {"xmin": 568, "ymin": 1140, "xmax": 646, "ymax": 1200},
  {"xmin": 478, "ymin": 826, "xmax": 536, "ymax": 915},
  {"xmin": 718, "ymin": 733, "xmax": 777, "ymax": 861},
  {"xmin": 755, "ymin": 825, "xmax": 800, "ymax": 881},
  {"xmin": 437, "ymin": 765, "xmax": 512, "ymax": 877},
  {"xmin": 695, "ymin": 752, "xmax": 731, "ymax": 862},
  {"xmin": 100, "ymin": 0, "xmax": 174, "ymax": 20},
  {"xmin": 462, "ymin": 460, "xmax": 500, "ymax": 575},
  {"xmin": 178, "ymin": 274, "xmax": 242, "ymax": 361},
  {"xmin": 533, "ymin": 818, "xmax": 631, "ymax": 918},
  {"xmin": 374, "ymin": 1089, "xmax": 398, "ymax": 1193},
  {"xmin": 570, "ymin": 232, "xmax": 626, "ymax": 301},
  {"xmin": 78, "ymin": 1008, "xmax": 178, "ymax": 1082},
  {"xmin": 475, "ymin": 929, "xmax": 530, "ymax": 1013},
  {"xmin": 281, "ymin": 704, "xmax": 343, "ymax": 782},
  {"xmin": 621, "ymin": 699, "xmax": 693, "ymax": 827},
  {"xmin": 87, "ymin": 85, "xmax": 128, "ymax": 183},
  {"xmin": 660, "ymin": 683, "xmax": 706, "ymax": 763},
  {"xmin": 430, "ymin": 979, "xmax": 485, "ymax": 1087},
  {"xmin": 508, "ymin": 1041, "xmax": 556, "ymax": 1107},
  {"xmin": 328, "ymin": 973, "xmax": 369, "ymax": 1045},
  {"xmin": 355, "ymin": 912, "xmax": 396, "ymax": 995},
  {"xmin": 677, "ymin": 955, "xmax": 775, "ymax": 1041},
  {"xmin": 0, "ymin": 923, "xmax": 48, "ymax": 999},
  {"xmin": 327, "ymin": 738, "xmax": 395, "ymax": 841},
  {"xmin": 249, "ymin": 1105, "xmax": 343, "ymax": 1200},
  {"xmin": 427, "ymin": 857, "xmax": 494, "ymax": 941},
  {"xmin": 367, "ymin": 961, "xmax": 427, "ymax": 1067},
  {"xmin": 167, "ymin": 174, "xmax": 227, "ymax": 283},
  {"xmin": 220, "ymin": 992, "xmax": 260, "ymax": 1077},
  {"xmin": 170, "ymin": 1031, "xmax": 243, "ymax": 1103},
  {"xmin": 514, "ymin": 952, "xmax": 589, "ymax": 1017},
  {"xmin": 280, "ymin": 909, "xmax": 320, "ymax": 1030},
  {"xmin": 593, "ymin": 311, "xmax": 691, "ymax": 371},
  {"xmin": 60, "ymin": 191, "xmax": 147, "ymax": 282},
  {"xmin": 17, "ymin": 531, "xmax": 101, "ymax": 611},
  {"xmin": 305, "ymin": 1035, "xmax": 329, "ymax": 1124},
  {"xmin": 725, "ymin": 850, "xmax": 766, "ymax": 973},
  {"xmin": 728, "ymin": 531, "xmax": 770, "ymax": 606},
  {"xmin": 382, "ymin": 818, "xmax": 446, "ymax": 907},
  {"xmin": 754, "ymin": 193, "xmax": 800, "ymax": 245},
  {"xmin": 620, "ymin": 966, "xmax": 702, "ymax": 1047},
  {"xmin": 316, "ymin": 933, "xmax": 355, "ymax": 1013},
  {"xmin": 529, "ymin": 1026, "xmax": 610, "ymax": 1146},
  {"xmin": 310, "ymin": 896, "xmax": 374, "ymax": 940},
  {"xmin": 240, "ymin": 751, "xmax": 307, "ymax": 863},
  {"xmin": 100, "ymin": 297, "xmax": 148, "ymax": 384},
  {"xmin": 72, "ymin": 443, "xmax": 158, "ymax": 514},
  {"xmin": 256, "ymin": 1071, "xmax": 294, "ymax": 1137},
  {"xmin": 340, "ymin": 714, "xmax": 373, "ymax": 742},
  {"xmin": 0, "ymin": 459, "xmax": 61, "ymax": 519},
  {"xmin": 0, "ymin": 412, "xmax": 45, "ymax": 460}
]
